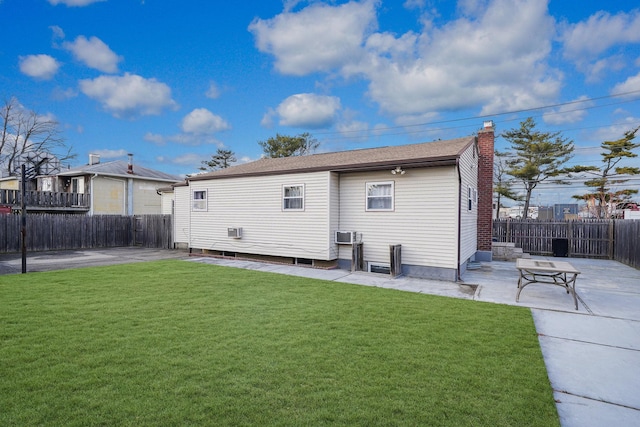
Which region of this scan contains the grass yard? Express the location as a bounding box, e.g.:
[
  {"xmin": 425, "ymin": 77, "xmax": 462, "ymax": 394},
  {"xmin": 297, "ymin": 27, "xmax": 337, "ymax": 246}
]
[{"xmin": 0, "ymin": 260, "xmax": 559, "ymax": 426}]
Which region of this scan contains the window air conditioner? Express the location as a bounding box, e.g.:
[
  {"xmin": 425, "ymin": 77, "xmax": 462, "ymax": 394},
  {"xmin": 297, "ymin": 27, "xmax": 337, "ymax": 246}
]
[
  {"xmin": 335, "ymin": 231, "xmax": 356, "ymax": 244},
  {"xmin": 227, "ymin": 227, "xmax": 242, "ymax": 239}
]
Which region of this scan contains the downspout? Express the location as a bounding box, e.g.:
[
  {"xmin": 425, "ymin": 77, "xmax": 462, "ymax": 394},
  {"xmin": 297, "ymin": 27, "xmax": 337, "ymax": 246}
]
[
  {"xmin": 127, "ymin": 177, "xmax": 134, "ymax": 216},
  {"xmin": 89, "ymin": 173, "xmax": 98, "ymax": 215},
  {"xmin": 456, "ymin": 157, "xmax": 462, "ymax": 282}
]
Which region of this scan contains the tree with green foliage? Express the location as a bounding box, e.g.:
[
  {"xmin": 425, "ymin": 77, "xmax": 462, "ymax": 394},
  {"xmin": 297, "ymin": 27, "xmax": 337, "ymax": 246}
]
[
  {"xmin": 501, "ymin": 118, "xmax": 576, "ymax": 219},
  {"xmin": 494, "ymin": 150, "xmax": 523, "ymax": 219},
  {"xmin": 199, "ymin": 148, "xmax": 236, "ymax": 171},
  {"xmin": 258, "ymin": 132, "xmax": 319, "ymax": 158},
  {"xmin": 571, "ymin": 126, "xmax": 640, "ymax": 218}
]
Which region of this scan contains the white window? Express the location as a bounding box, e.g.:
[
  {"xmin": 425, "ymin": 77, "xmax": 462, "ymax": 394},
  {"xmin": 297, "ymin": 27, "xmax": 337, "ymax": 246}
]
[
  {"xmin": 468, "ymin": 186, "xmax": 477, "ymax": 211},
  {"xmin": 366, "ymin": 181, "xmax": 394, "ymax": 211},
  {"xmin": 192, "ymin": 190, "xmax": 207, "ymax": 211},
  {"xmin": 283, "ymin": 185, "xmax": 304, "ymax": 211},
  {"xmin": 41, "ymin": 177, "xmax": 52, "ymax": 192}
]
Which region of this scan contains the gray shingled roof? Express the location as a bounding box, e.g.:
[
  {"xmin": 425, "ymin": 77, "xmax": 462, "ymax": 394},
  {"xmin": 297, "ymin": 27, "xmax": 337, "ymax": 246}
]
[
  {"xmin": 190, "ymin": 136, "xmax": 476, "ymax": 181},
  {"xmin": 58, "ymin": 160, "xmax": 181, "ymax": 183}
]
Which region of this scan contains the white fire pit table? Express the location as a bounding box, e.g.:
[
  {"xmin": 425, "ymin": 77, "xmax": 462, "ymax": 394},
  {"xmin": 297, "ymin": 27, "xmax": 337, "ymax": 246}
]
[{"xmin": 515, "ymin": 258, "xmax": 581, "ymax": 310}]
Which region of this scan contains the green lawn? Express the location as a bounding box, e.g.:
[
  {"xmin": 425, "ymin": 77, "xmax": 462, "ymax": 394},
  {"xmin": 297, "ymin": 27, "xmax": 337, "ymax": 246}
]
[{"xmin": 0, "ymin": 260, "xmax": 558, "ymax": 426}]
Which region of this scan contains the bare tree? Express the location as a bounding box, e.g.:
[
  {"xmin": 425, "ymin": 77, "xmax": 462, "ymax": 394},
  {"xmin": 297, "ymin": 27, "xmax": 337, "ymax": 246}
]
[
  {"xmin": 493, "ymin": 150, "xmax": 523, "ymax": 220},
  {"xmin": 1, "ymin": 97, "xmax": 73, "ymax": 177}
]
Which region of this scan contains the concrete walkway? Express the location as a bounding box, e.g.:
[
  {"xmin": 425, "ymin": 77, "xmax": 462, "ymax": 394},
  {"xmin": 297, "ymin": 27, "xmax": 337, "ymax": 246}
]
[{"xmin": 1, "ymin": 248, "xmax": 638, "ymax": 426}]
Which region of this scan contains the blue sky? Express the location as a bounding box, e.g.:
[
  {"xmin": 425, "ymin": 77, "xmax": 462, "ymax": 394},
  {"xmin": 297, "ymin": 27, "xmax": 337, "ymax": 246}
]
[{"xmin": 1, "ymin": 0, "xmax": 640, "ymax": 205}]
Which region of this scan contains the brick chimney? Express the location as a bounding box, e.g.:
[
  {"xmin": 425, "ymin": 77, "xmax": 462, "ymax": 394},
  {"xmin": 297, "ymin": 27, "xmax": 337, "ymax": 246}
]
[{"xmin": 476, "ymin": 120, "xmax": 495, "ymax": 261}]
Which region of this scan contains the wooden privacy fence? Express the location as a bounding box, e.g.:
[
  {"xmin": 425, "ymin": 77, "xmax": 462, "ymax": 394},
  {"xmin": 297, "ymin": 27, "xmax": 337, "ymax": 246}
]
[
  {"xmin": 493, "ymin": 219, "xmax": 640, "ymax": 269},
  {"xmin": 0, "ymin": 214, "xmax": 173, "ymax": 253}
]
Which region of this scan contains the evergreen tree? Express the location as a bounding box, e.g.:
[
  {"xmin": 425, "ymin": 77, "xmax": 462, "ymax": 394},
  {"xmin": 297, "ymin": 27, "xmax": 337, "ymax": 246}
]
[
  {"xmin": 501, "ymin": 118, "xmax": 575, "ymax": 219},
  {"xmin": 258, "ymin": 132, "xmax": 319, "ymax": 158},
  {"xmin": 199, "ymin": 148, "xmax": 236, "ymax": 171},
  {"xmin": 571, "ymin": 127, "xmax": 640, "ymax": 218}
]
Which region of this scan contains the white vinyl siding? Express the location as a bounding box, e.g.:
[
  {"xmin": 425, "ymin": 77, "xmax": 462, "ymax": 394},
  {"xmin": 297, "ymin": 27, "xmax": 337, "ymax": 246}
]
[
  {"xmin": 160, "ymin": 191, "xmax": 174, "ymax": 215},
  {"xmin": 329, "ymin": 172, "xmax": 341, "ymax": 260},
  {"xmin": 459, "ymin": 143, "xmax": 479, "ymax": 263},
  {"xmin": 189, "ymin": 171, "xmax": 333, "ymax": 260},
  {"xmin": 132, "ymin": 181, "xmax": 163, "ymax": 215},
  {"xmin": 174, "ymin": 185, "xmax": 190, "ymax": 247},
  {"xmin": 338, "ymin": 168, "xmax": 459, "ymax": 270}
]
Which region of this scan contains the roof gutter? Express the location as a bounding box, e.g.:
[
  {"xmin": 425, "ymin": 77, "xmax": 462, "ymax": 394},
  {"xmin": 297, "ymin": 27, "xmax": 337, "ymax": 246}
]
[{"xmin": 187, "ymin": 157, "xmax": 459, "ymax": 182}]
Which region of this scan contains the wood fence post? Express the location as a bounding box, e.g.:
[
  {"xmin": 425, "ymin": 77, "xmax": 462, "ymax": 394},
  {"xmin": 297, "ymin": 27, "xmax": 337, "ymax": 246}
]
[{"xmin": 609, "ymin": 220, "xmax": 615, "ymax": 260}]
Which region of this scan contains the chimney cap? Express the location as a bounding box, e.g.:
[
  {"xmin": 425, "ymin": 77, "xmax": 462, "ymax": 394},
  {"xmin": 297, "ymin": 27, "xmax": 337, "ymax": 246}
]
[
  {"xmin": 483, "ymin": 120, "xmax": 494, "ymax": 129},
  {"xmin": 127, "ymin": 153, "xmax": 134, "ymax": 174}
]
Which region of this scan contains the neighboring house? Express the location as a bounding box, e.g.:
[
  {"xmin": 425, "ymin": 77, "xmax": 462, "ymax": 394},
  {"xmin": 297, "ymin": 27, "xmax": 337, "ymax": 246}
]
[
  {"xmin": 0, "ymin": 176, "xmax": 19, "ymax": 191},
  {"xmin": 57, "ymin": 154, "xmax": 182, "ymax": 215},
  {"xmin": 173, "ymin": 122, "xmax": 495, "ymax": 281}
]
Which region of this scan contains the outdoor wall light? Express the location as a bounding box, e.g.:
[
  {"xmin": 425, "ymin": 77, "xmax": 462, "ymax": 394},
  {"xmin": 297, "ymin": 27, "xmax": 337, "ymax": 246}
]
[{"xmin": 391, "ymin": 166, "xmax": 405, "ymax": 175}]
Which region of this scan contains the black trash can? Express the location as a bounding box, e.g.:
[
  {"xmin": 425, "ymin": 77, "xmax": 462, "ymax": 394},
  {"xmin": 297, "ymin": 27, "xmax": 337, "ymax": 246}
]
[{"xmin": 552, "ymin": 238, "xmax": 569, "ymax": 257}]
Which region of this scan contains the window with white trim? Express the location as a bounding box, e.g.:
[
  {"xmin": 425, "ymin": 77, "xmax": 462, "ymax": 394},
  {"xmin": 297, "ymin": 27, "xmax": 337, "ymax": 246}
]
[
  {"xmin": 283, "ymin": 185, "xmax": 304, "ymax": 211},
  {"xmin": 468, "ymin": 186, "xmax": 477, "ymax": 211},
  {"xmin": 366, "ymin": 181, "xmax": 394, "ymax": 211},
  {"xmin": 192, "ymin": 190, "xmax": 207, "ymax": 211}
]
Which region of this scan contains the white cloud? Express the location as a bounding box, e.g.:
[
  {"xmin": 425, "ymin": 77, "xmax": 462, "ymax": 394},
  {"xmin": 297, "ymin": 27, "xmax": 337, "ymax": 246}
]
[
  {"xmin": 144, "ymin": 132, "xmax": 166, "ymax": 145},
  {"xmin": 360, "ymin": 0, "xmax": 559, "ymax": 117},
  {"xmin": 542, "ymin": 96, "xmax": 592, "ymax": 125},
  {"xmin": 50, "ymin": 25, "xmax": 65, "ymax": 40},
  {"xmin": 591, "ymin": 115, "xmax": 640, "ymax": 143},
  {"xmin": 48, "ymin": 0, "xmax": 105, "ymax": 6},
  {"xmin": 63, "ymin": 35, "xmax": 122, "ymax": 73},
  {"xmin": 18, "ymin": 54, "xmax": 60, "ymax": 80},
  {"xmin": 181, "ymin": 108, "xmax": 230, "ymax": 134},
  {"xmin": 162, "ymin": 152, "xmax": 203, "ymax": 166},
  {"xmin": 249, "ymin": 0, "xmax": 378, "ymax": 76},
  {"xmin": 561, "ymin": 9, "xmax": 640, "ymax": 80},
  {"xmin": 252, "ymin": 0, "xmax": 561, "ymax": 121},
  {"xmin": 205, "ymin": 82, "xmax": 221, "ymax": 99},
  {"xmin": 336, "ymin": 119, "xmax": 370, "ymax": 141},
  {"xmin": 261, "ymin": 108, "xmax": 276, "ymax": 128},
  {"xmin": 93, "ymin": 149, "xmax": 128, "ymax": 159},
  {"xmin": 79, "ymin": 73, "xmax": 178, "ymax": 118},
  {"xmin": 611, "ymin": 72, "xmax": 640, "ymax": 96},
  {"xmin": 274, "ymin": 93, "xmax": 341, "ymax": 128},
  {"xmin": 561, "ymin": 10, "xmax": 640, "ymax": 60}
]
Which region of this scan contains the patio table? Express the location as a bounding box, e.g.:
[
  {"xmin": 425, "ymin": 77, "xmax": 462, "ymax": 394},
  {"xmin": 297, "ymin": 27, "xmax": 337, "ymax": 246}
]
[{"xmin": 516, "ymin": 258, "xmax": 581, "ymax": 310}]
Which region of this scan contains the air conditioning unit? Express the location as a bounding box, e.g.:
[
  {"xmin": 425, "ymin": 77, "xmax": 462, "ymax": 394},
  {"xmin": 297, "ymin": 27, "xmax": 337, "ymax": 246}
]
[
  {"xmin": 335, "ymin": 231, "xmax": 356, "ymax": 244},
  {"xmin": 227, "ymin": 227, "xmax": 242, "ymax": 239}
]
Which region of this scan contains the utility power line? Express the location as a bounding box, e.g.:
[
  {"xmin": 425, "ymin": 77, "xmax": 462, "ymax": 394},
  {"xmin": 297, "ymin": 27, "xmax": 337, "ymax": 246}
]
[{"xmin": 316, "ymin": 88, "xmax": 640, "ymax": 141}]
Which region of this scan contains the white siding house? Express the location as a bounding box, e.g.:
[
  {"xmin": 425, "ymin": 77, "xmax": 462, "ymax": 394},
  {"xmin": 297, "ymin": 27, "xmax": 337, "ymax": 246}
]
[{"xmin": 181, "ymin": 128, "xmax": 494, "ymax": 281}]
